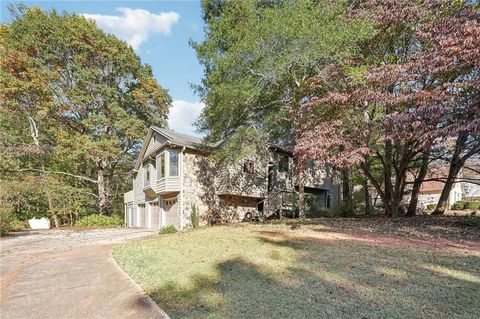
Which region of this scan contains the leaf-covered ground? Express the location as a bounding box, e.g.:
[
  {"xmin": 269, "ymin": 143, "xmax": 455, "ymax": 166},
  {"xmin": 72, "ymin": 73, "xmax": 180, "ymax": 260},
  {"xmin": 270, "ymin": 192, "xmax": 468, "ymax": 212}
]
[{"xmin": 114, "ymin": 217, "xmax": 480, "ymax": 319}]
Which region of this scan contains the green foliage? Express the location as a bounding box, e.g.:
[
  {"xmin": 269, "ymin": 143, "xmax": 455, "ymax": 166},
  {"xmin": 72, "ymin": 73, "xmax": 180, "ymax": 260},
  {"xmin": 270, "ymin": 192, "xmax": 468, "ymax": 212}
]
[
  {"xmin": 74, "ymin": 214, "xmax": 123, "ymax": 228},
  {"xmin": 0, "ymin": 203, "xmax": 14, "ymax": 236},
  {"xmin": 454, "ymin": 201, "xmax": 479, "ymax": 210},
  {"xmin": 0, "ymin": 175, "xmax": 92, "ymax": 226},
  {"xmin": 464, "ymin": 201, "xmax": 480, "ymax": 210},
  {"xmin": 308, "ymin": 201, "xmax": 351, "ymax": 218},
  {"xmin": 10, "ymin": 218, "xmax": 28, "ymax": 230},
  {"xmin": 191, "ymin": 204, "xmax": 200, "ymax": 228},
  {"xmin": 456, "ymin": 216, "xmax": 480, "ymax": 228},
  {"xmin": 159, "ymin": 225, "xmax": 177, "ymax": 234},
  {"xmin": 194, "ymin": 0, "xmax": 373, "ymax": 150},
  {"xmin": 454, "ymin": 201, "xmax": 466, "ymax": 210},
  {"xmin": 1, "ymin": 4, "xmax": 171, "ymax": 218}
]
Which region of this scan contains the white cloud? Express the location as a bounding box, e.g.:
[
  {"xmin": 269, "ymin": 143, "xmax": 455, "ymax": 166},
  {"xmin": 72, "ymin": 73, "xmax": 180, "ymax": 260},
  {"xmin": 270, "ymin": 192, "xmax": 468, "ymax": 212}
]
[
  {"xmin": 82, "ymin": 8, "xmax": 180, "ymax": 50},
  {"xmin": 168, "ymin": 100, "xmax": 205, "ymax": 137}
]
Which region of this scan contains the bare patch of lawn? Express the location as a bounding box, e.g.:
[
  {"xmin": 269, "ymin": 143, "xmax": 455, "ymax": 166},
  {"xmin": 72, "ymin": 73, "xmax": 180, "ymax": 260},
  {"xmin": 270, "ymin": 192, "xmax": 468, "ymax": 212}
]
[{"xmin": 113, "ymin": 219, "xmax": 480, "ymax": 319}]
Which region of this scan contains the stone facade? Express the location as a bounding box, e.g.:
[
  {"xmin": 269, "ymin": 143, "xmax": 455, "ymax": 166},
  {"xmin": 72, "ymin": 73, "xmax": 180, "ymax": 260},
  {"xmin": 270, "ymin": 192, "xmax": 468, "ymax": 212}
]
[{"xmin": 125, "ymin": 127, "xmax": 341, "ymax": 230}]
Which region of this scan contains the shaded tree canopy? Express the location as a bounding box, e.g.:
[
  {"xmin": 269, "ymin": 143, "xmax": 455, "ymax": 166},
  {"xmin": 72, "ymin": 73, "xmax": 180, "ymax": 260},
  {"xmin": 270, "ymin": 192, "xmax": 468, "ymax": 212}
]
[{"xmin": 0, "ymin": 5, "xmax": 171, "ymax": 221}]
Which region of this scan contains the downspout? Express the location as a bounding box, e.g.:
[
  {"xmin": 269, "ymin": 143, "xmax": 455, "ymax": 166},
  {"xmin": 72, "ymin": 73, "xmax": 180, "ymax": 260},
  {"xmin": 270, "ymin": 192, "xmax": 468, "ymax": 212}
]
[
  {"xmin": 124, "ymin": 204, "xmax": 127, "ymax": 227},
  {"xmin": 180, "ymin": 146, "xmax": 186, "ymax": 230}
]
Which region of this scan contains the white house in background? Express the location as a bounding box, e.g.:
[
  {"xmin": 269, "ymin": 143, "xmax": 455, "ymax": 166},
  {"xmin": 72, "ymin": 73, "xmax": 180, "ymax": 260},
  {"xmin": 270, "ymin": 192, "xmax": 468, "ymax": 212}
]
[
  {"xmin": 124, "ymin": 126, "xmax": 340, "ymax": 230},
  {"xmin": 416, "ymin": 180, "xmax": 463, "ymax": 209}
]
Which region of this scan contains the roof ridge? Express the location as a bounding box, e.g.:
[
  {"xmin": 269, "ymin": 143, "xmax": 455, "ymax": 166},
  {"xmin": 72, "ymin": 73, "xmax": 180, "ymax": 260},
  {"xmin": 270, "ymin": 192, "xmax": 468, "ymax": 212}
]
[{"xmin": 151, "ymin": 126, "xmax": 203, "ymax": 142}]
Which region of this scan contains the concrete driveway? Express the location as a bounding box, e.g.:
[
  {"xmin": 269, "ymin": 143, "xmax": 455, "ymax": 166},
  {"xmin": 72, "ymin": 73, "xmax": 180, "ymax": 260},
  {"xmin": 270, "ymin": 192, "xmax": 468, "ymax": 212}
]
[{"xmin": 0, "ymin": 228, "xmax": 169, "ymax": 319}]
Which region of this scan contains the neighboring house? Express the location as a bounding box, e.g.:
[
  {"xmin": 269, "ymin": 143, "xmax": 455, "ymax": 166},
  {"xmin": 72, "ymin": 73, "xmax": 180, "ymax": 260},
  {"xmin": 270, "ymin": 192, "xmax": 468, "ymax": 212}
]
[
  {"xmin": 416, "ymin": 180, "xmax": 463, "ymax": 210},
  {"xmin": 124, "ymin": 126, "xmax": 340, "ymax": 230},
  {"xmin": 462, "ymin": 159, "xmax": 480, "ymax": 201}
]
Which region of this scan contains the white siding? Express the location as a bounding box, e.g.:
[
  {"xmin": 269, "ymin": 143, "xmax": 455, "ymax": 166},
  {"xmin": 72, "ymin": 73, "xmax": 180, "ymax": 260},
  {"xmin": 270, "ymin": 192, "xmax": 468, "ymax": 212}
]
[
  {"xmin": 145, "ymin": 133, "xmax": 167, "ymax": 156},
  {"xmin": 155, "ymin": 148, "xmax": 181, "ymax": 194}
]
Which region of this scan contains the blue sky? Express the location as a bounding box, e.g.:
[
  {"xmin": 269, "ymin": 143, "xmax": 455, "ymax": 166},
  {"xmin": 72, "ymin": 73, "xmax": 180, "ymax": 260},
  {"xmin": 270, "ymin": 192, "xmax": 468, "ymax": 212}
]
[{"xmin": 0, "ymin": 0, "xmax": 206, "ymax": 136}]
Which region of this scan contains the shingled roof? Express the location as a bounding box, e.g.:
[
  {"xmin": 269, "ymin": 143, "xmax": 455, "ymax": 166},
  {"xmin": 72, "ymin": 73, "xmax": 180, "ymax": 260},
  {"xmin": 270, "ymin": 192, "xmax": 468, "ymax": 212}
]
[
  {"xmin": 133, "ymin": 127, "xmax": 211, "ymax": 172},
  {"xmin": 151, "ymin": 126, "xmax": 205, "ymax": 150}
]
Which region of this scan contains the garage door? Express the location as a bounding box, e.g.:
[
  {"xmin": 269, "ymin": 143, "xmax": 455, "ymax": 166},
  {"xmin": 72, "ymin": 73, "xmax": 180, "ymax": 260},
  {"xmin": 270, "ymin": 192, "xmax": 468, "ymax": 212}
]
[
  {"xmin": 138, "ymin": 204, "xmax": 146, "ymax": 227},
  {"xmin": 127, "ymin": 206, "xmax": 134, "ymax": 227},
  {"xmin": 164, "ymin": 198, "xmax": 179, "ymax": 229},
  {"xmin": 150, "ymin": 202, "xmax": 160, "ymax": 229}
]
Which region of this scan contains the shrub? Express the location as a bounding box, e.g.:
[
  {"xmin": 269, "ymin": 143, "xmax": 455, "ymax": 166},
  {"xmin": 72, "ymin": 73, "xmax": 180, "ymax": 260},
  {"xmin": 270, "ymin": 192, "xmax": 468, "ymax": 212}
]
[
  {"xmin": 0, "ymin": 204, "xmax": 14, "ymax": 236},
  {"xmin": 10, "ymin": 219, "xmax": 28, "ymax": 230},
  {"xmin": 74, "ymin": 214, "xmax": 123, "ymax": 228},
  {"xmin": 456, "ymin": 216, "xmax": 480, "ymax": 228},
  {"xmin": 191, "ymin": 204, "xmax": 199, "ymax": 228},
  {"xmin": 454, "ymin": 201, "xmax": 465, "ymax": 210},
  {"xmin": 159, "ymin": 225, "xmax": 177, "ymax": 234},
  {"xmin": 464, "ymin": 201, "xmax": 480, "ymax": 210},
  {"xmin": 426, "ymin": 204, "xmax": 436, "ymax": 211}
]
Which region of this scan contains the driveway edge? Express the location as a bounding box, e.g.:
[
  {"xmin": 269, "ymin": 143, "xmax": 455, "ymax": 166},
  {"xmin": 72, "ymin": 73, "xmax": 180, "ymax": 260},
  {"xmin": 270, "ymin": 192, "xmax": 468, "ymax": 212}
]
[{"xmin": 108, "ymin": 249, "xmax": 171, "ymax": 319}]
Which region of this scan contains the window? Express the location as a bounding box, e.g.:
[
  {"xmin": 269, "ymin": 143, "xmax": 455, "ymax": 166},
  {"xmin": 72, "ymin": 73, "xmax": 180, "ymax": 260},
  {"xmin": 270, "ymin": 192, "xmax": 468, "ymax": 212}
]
[
  {"xmin": 157, "ymin": 153, "xmax": 166, "ymax": 179},
  {"xmin": 244, "ymin": 160, "xmax": 254, "ymax": 175},
  {"xmin": 169, "ymin": 149, "xmax": 179, "ymax": 176},
  {"xmin": 278, "ymin": 155, "xmax": 289, "ymax": 172},
  {"xmin": 144, "ymin": 164, "xmax": 150, "ymax": 187}
]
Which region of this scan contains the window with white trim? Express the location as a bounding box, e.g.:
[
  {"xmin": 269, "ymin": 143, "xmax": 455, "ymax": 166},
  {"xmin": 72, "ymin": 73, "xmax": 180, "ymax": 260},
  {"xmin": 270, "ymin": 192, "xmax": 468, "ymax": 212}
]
[
  {"xmin": 169, "ymin": 149, "xmax": 179, "ymax": 176},
  {"xmin": 157, "ymin": 152, "xmax": 166, "ymax": 179},
  {"xmin": 143, "ymin": 164, "xmax": 150, "ymax": 187}
]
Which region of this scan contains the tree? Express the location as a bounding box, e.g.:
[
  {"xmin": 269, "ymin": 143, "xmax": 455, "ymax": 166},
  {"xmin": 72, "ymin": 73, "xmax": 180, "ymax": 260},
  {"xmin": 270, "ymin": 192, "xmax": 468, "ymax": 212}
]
[
  {"xmin": 194, "ymin": 0, "xmax": 372, "ymax": 215},
  {"xmin": 1, "ymin": 5, "xmax": 171, "ymax": 217},
  {"xmin": 295, "ymin": 0, "xmax": 479, "ymax": 216}
]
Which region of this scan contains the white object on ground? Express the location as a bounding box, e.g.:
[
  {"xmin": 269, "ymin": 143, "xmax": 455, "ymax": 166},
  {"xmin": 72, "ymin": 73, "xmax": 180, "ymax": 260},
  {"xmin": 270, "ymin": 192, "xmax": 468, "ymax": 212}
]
[{"xmin": 28, "ymin": 217, "xmax": 51, "ymax": 229}]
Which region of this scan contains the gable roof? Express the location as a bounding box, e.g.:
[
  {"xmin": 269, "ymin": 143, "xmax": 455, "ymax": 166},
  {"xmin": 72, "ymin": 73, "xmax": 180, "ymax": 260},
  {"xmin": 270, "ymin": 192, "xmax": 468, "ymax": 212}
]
[
  {"xmin": 133, "ymin": 126, "xmax": 208, "ymax": 172},
  {"xmin": 151, "ymin": 126, "xmax": 204, "ymax": 150}
]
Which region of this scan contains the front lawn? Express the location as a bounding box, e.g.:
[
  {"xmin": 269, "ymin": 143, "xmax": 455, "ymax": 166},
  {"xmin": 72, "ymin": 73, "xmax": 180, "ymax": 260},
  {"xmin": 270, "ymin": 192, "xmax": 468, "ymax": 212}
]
[{"xmin": 113, "ymin": 218, "xmax": 480, "ymax": 319}]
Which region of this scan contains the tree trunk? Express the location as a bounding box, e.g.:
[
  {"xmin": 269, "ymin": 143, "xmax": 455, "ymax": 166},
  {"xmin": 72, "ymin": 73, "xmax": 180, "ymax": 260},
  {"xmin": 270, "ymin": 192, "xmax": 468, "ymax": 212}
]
[
  {"xmin": 407, "ymin": 151, "xmax": 430, "ymax": 216},
  {"xmin": 433, "ymin": 134, "xmax": 468, "ymax": 215},
  {"xmin": 383, "ymin": 140, "xmax": 394, "ymax": 217},
  {"xmin": 97, "ymin": 160, "xmax": 108, "ymax": 215},
  {"xmin": 298, "ymin": 171, "xmax": 305, "ymax": 219},
  {"xmin": 341, "ymin": 168, "xmax": 352, "ymax": 214},
  {"xmin": 364, "ymin": 175, "xmax": 371, "ymax": 215}
]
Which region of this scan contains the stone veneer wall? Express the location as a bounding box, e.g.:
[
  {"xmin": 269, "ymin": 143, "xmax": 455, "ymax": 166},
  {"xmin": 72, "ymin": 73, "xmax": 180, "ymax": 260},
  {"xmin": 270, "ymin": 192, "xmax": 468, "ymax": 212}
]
[
  {"xmin": 181, "ymin": 150, "xmax": 264, "ymax": 226},
  {"xmin": 181, "ymin": 151, "xmax": 213, "ymax": 227},
  {"xmin": 218, "ymin": 195, "xmax": 258, "ymax": 221}
]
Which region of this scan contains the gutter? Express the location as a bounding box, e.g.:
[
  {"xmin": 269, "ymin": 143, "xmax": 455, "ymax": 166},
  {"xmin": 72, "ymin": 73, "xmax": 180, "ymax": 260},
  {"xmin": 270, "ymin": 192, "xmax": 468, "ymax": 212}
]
[{"xmin": 180, "ymin": 146, "xmax": 186, "ymax": 230}]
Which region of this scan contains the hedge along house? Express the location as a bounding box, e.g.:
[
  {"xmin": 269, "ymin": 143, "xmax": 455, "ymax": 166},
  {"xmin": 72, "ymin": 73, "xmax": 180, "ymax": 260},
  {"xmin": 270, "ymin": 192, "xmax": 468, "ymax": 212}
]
[{"xmin": 124, "ymin": 126, "xmax": 340, "ymax": 230}]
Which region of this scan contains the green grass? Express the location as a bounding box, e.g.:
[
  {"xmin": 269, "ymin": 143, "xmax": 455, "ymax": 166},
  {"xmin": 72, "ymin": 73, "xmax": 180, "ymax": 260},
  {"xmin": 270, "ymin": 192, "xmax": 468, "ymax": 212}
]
[{"xmin": 113, "ymin": 221, "xmax": 480, "ymax": 319}]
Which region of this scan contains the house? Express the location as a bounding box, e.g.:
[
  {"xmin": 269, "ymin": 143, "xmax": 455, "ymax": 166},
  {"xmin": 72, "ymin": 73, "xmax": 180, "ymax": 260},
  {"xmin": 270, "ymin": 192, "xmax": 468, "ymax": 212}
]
[
  {"xmin": 415, "ymin": 161, "xmax": 480, "ymax": 209},
  {"xmin": 416, "ymin": 180, "xmax": 463, "ymax": 209},
  {"xmin": 462, "ymin": 159, "xmax": 480, "ymax": 201},
  {"xmin": 123, "ymin": 126, "xmax": 340, "ymax": 229}
]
